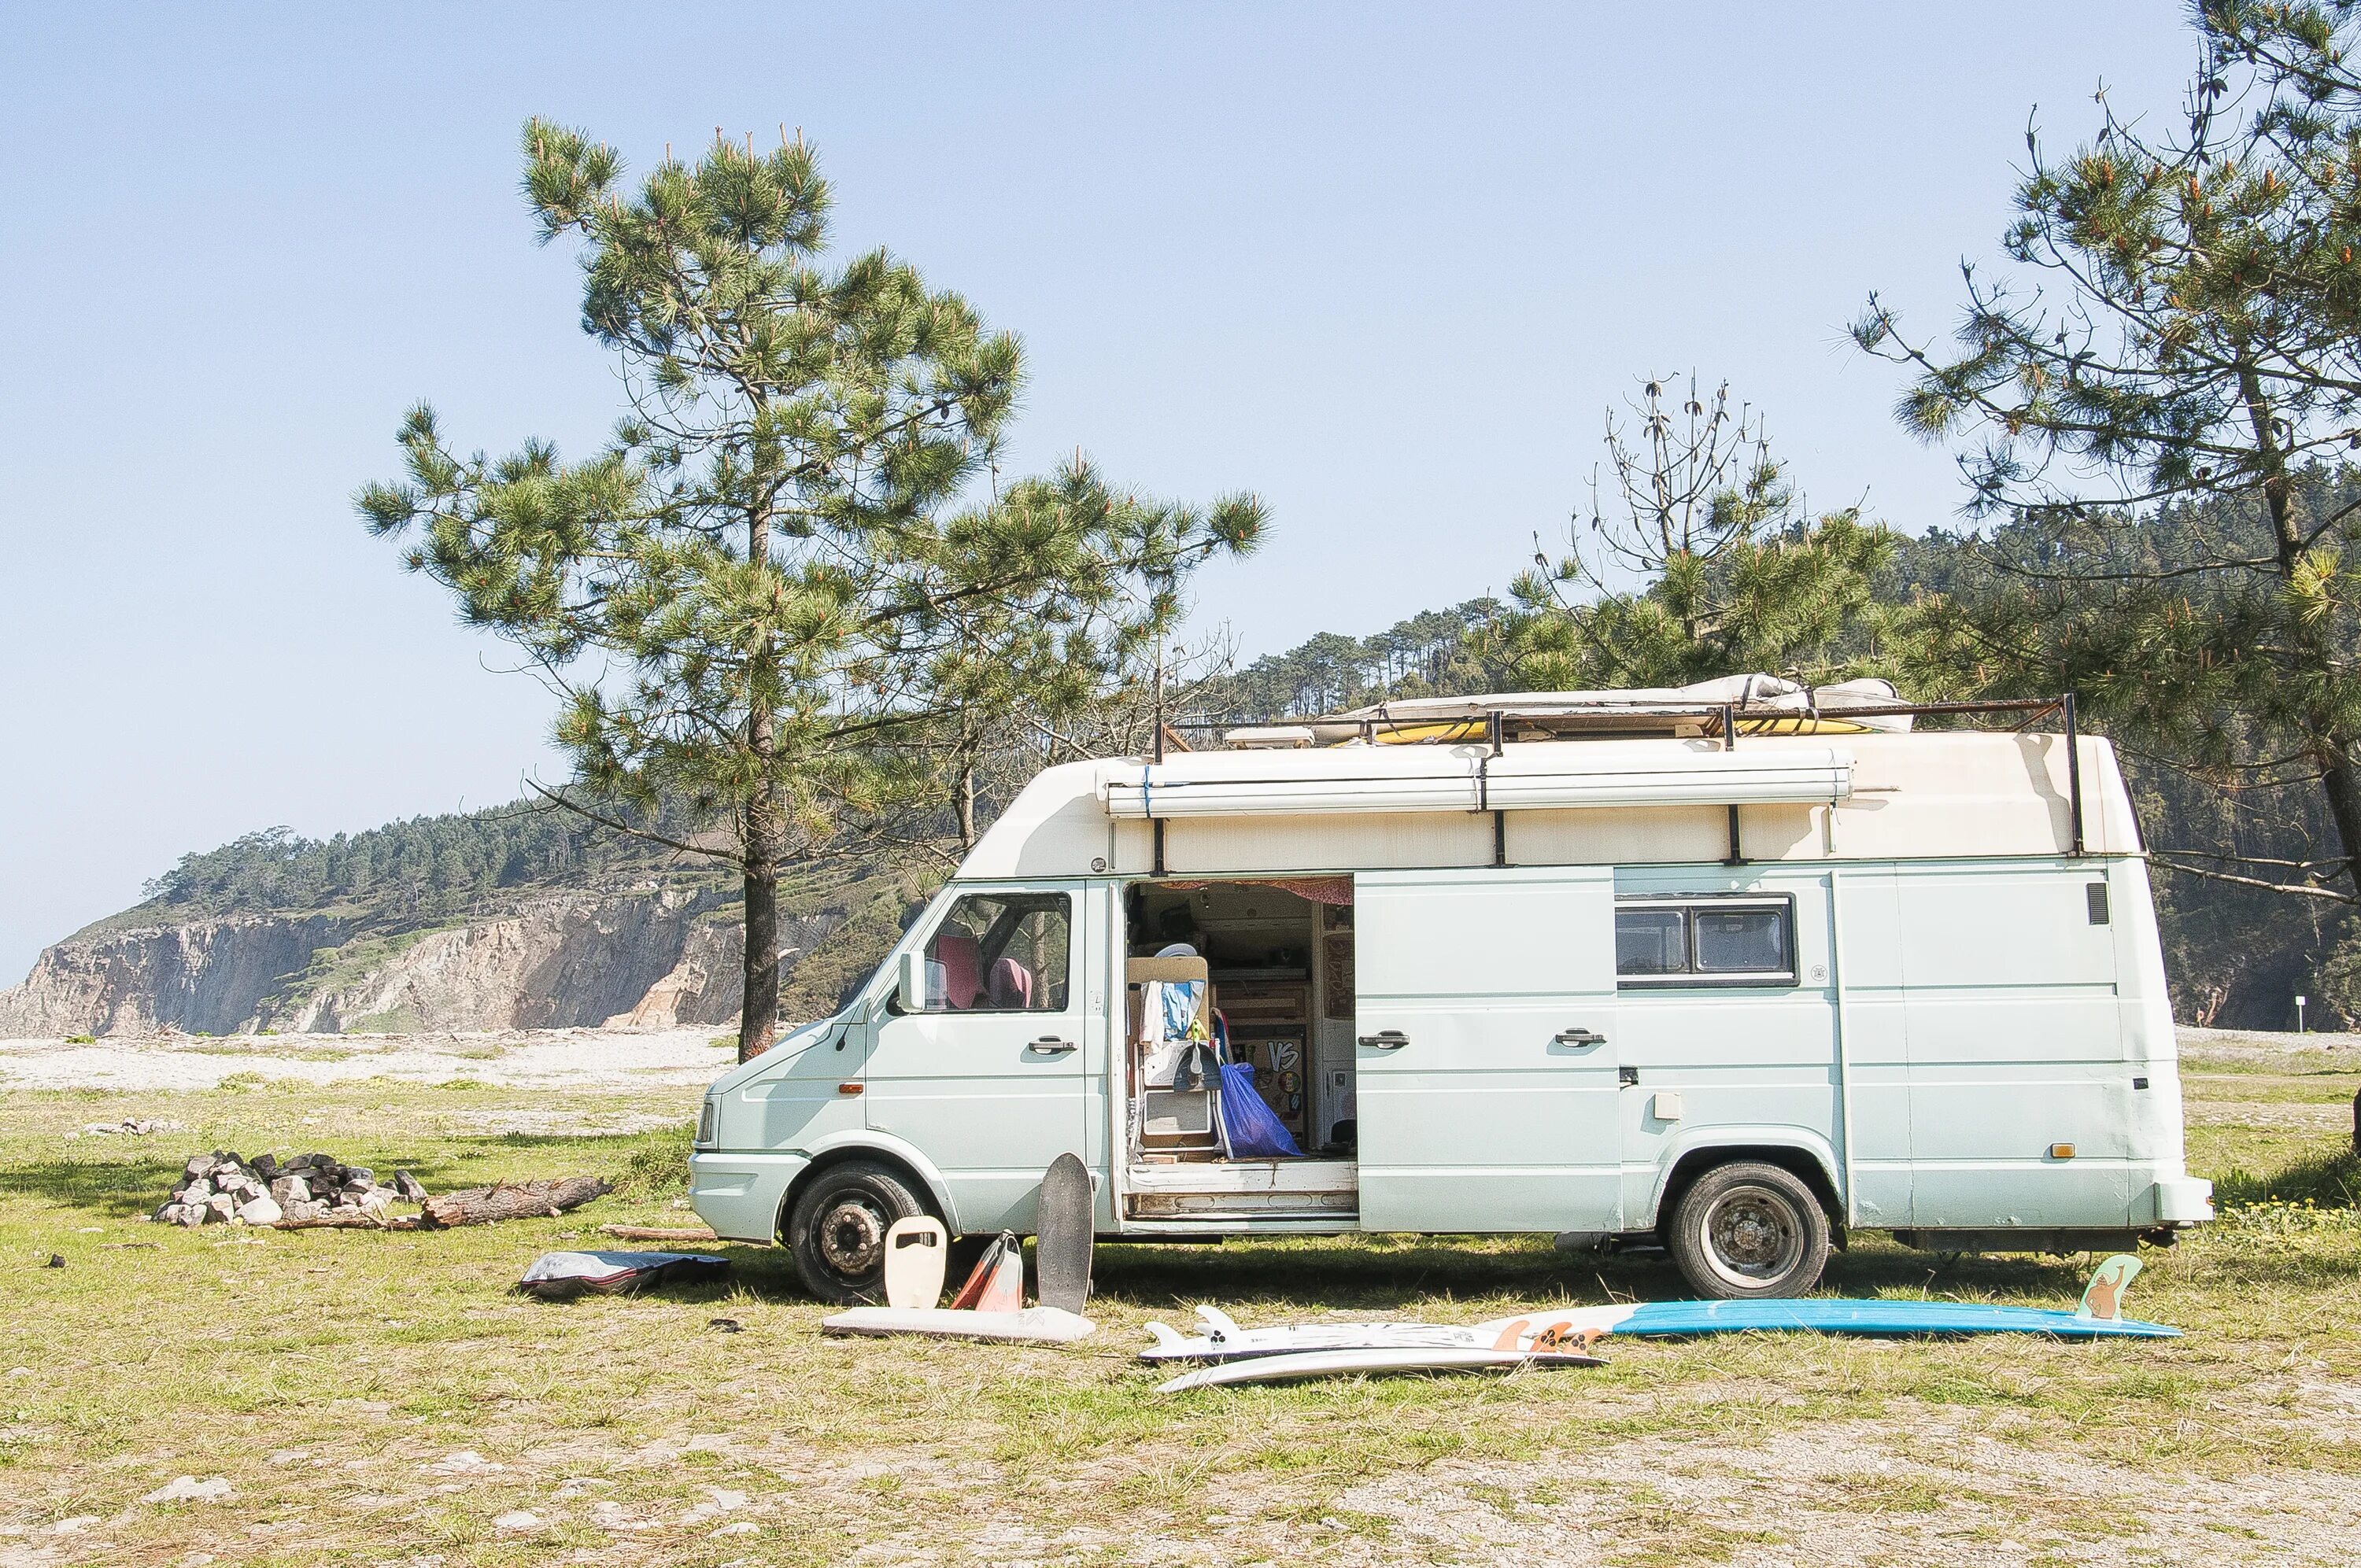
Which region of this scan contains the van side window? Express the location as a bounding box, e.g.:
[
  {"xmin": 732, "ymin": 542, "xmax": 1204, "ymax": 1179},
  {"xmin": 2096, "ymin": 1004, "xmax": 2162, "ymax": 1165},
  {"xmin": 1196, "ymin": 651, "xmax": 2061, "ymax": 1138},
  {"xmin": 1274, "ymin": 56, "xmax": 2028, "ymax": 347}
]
[
  {"xmin": 1614, "ymin": 909, "xmax": 1687, "ymax": 976},
  {"xmin": 920, "ymin": 893, "xmax": 1071, "ymax": 1013},
  {"xmin": 1616, "ymin": 898, "xmax": 1795, "ymax": 987},
  {"xmin": 1694, "ymin": 909, "xmax": 1787, "ymax": 973}
]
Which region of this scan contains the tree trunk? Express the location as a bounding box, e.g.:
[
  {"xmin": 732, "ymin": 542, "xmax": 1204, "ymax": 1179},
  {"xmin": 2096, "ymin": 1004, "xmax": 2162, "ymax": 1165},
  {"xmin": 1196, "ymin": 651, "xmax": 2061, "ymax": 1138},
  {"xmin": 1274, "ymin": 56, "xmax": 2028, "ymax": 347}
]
[
  {"xmin": 740, "ymin": 823, "xmax": 782, "ymax": 1062},
  {"xmin": 2315, "ymin": 753, "xmax": 2361, "ymax": 898},
  {"xmin": 956, "ymin": 756, "xmax": 978, "ymax": 850},
  {"xmin": 2240, "ymin": 365, "xmax": 2361, "ymax": 895},
  {"xmin": 419, "ymin": 1176, "xmax": 611, "ymax": 1228},
  {"xmin": 741, "ymin": 499, "xmax": 783, "ymax": 1063}
]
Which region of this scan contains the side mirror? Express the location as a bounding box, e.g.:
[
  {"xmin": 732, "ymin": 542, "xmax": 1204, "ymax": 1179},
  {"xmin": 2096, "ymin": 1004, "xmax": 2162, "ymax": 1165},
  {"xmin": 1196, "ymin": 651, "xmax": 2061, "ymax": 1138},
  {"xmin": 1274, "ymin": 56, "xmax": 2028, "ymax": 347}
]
[{"xmin": 896, "ymin": 949, "xmax": 929, "ymax": 1014}]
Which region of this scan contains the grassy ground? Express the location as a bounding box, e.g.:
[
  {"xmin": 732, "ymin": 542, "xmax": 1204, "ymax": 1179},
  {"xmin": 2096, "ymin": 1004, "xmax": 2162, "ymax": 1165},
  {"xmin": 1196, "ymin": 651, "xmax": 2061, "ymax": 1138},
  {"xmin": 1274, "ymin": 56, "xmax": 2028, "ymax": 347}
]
[{"xmin": 2, "ymin": 1047, "xmax": 2357, "ymax": 1566}]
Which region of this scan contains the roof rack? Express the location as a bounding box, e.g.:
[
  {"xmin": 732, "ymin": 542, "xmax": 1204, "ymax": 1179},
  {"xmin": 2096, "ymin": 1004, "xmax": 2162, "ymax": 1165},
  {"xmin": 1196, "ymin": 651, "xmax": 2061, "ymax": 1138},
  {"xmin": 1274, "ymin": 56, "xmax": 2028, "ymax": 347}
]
[
  {"xmin": 1184, "ymin": 690, "xmax": 2087, "ymax": 856},
  {"xmin": 1210, "ymin": 692, "xmax": 2072, "ymax": 743}
]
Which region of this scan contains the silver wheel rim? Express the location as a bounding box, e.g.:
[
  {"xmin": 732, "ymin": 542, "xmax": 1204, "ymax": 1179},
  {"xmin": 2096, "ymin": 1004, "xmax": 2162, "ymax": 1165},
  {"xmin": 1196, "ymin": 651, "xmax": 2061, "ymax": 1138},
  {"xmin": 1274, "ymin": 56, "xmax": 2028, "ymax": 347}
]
[
  {"xmin": 818, "ymin": 1196, "xmax": 886, "ymax": 1279},
  {"xmin": 1699, "ymin": 1182, "xmax": 1805, "ymax": 1289}
]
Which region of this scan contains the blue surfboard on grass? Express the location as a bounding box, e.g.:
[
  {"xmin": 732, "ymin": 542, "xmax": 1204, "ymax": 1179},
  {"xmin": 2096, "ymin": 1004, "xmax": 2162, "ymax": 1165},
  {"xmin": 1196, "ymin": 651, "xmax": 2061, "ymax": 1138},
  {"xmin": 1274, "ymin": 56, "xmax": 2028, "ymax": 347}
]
[{"xmin": 1609, "ymin": 1295, "xmax": 2177, "ymax": 1339}]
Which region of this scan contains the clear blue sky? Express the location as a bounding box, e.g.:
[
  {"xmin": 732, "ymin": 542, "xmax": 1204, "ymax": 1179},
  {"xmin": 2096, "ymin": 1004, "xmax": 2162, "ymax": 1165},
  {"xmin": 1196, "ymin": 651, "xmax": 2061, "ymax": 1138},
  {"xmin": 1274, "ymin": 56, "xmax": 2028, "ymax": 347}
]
[{"xmin": 0, "ymin": 3, "xmax": 2195, "ymax": 983}]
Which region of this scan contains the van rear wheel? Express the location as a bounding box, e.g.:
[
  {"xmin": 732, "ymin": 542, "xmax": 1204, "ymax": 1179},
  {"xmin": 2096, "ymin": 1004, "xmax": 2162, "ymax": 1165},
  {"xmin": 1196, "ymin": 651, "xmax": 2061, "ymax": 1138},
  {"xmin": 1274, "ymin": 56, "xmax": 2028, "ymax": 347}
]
[
  {"xmin": 785, "ymin": 1160, "xmax": 928, "ymax": 1304},
  {"xmin": 1666, "ymin": 1160, "xmax": 1830, "ymax": 1300}
]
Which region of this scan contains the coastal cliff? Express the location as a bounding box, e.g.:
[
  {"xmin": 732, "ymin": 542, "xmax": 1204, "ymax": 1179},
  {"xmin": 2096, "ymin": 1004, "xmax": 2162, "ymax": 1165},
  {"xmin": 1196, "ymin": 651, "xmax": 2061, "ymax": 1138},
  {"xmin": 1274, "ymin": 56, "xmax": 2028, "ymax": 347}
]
[{"xmin": 1, "ymin": 847, "xmax": 915, "ymax": 1040}]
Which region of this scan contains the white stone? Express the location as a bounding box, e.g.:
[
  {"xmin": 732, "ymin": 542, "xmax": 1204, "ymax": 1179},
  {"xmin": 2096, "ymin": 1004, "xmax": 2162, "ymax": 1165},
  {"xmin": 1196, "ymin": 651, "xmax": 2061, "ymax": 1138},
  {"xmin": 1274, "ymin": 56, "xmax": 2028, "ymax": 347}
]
[
  {"xmin": 142, "ymin": 1476, "xmax": 233, "ymax": 1504},
  {"xmin": 590, "ymin": 1499, "xmax": 652, "ymax": 1531},
  {"xmin": 202, "ymin": 1194, "xmax": 235, "ymax": 1223},
  {"xmin": 493, "ymin": 1511, "xmax": 542, "ymax": 1533},
  {"xmin": 235, "ymin": 1196, "xmax": 283, "ymax": 1227}
]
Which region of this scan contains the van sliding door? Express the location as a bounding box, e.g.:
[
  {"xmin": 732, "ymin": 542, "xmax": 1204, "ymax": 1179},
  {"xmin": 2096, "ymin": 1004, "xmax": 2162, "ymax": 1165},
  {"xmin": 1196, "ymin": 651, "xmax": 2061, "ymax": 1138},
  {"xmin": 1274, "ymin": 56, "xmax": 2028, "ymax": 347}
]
[{"xmin": 1354, "ymin": 867, "xmax": 1623, "ymax": 1234}]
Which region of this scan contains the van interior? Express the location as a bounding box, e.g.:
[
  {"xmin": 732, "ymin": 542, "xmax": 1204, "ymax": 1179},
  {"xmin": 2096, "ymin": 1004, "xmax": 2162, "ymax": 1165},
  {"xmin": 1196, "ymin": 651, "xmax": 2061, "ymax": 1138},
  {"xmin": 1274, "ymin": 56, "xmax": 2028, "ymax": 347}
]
[{"xmin": 1120, "ymin": 878, "xmax": 1361, "ymax": 1219}]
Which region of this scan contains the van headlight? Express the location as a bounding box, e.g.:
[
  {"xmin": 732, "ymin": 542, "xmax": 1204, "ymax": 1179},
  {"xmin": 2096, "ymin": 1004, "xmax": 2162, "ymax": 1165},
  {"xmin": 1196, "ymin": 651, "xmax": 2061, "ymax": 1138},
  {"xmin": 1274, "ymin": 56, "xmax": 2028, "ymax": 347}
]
[{"xmin": 695, "ymin": 1094, "xmax": 718, "ymax": 1150}]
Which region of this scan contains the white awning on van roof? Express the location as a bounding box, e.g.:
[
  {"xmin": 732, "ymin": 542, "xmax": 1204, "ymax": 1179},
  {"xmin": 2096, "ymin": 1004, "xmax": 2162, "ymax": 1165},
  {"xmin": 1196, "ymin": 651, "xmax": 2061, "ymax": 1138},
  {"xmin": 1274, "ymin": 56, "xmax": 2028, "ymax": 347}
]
[{"xmin": 1096, "ymin": 743, "xmax": 1853, "ymax": 819}]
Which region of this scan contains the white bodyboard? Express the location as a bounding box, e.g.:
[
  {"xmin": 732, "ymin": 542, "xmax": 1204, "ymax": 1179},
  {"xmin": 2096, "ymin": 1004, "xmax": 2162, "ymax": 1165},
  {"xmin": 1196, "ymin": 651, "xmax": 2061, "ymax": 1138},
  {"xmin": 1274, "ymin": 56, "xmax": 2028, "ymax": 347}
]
[
  {"xmin": 882, "ymin": 1216, "xmax": 948, "ymax": 1310},
  {"xmin": 822, "ymin": 1305, "xmax": 1096, "ymax": 1344}
]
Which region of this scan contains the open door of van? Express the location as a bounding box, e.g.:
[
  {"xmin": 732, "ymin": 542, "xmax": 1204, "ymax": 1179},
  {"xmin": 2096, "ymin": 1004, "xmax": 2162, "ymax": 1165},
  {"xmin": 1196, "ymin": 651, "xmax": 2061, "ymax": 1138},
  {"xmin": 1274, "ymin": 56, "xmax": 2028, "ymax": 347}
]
[{"xmin": 1354, "ymin": 866, "xmax": 1624, "ymax": 1234}]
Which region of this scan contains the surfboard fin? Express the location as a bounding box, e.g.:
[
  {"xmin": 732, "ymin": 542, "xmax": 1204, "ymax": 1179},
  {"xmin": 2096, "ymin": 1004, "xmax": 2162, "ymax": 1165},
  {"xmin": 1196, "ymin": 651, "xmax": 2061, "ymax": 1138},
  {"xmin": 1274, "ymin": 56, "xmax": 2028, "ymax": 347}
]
[
  {"xmin": 2075, "ymin": 1253, "xmax": 2144, "ymax": 1321},
  {"xmin": 1143, "ymin": 1321, "xmax": 1187, "ymax": 1350},
  {"xmin": 1194, "ymin": 1304, "xmax": 1241, "ymax": 1343}
]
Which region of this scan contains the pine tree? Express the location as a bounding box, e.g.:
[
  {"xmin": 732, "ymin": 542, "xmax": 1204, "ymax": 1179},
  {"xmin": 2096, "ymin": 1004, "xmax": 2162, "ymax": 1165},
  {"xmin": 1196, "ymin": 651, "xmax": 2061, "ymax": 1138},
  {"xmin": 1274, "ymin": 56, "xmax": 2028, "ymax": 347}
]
[
  {"xmin": 1498, "ymin": 376, "xmax": 1901, "ymax": 691},
  {"xmin": 360, "ymin": 122, "xmax": 1262, "ymax": 1056},
  {"xmin": 1856, "ymin": 3, "xmax": 2361, "ymax": 901}
]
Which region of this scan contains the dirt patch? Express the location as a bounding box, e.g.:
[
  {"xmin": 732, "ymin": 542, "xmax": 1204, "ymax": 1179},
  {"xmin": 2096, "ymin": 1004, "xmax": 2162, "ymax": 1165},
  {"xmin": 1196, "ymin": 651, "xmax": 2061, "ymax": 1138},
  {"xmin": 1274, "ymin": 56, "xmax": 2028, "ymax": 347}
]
[
  {"xmin": 2188, "ymin": 1101, "xmax": 2357, "ymax": 1133},
  {"xmin": 1328, "ymin": 1419, "xmax": 2361, "ymax": 1565},
  {"xmin": 0, "ymin": 1027, "xmax": 735, "ymax": 1092}
]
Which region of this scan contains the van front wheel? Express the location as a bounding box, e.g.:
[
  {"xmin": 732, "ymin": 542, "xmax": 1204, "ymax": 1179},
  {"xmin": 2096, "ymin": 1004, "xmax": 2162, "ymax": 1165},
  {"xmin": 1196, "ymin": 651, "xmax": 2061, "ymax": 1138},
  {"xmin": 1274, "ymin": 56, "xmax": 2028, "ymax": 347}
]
[
  {"xmin": 1665, "ymin": 1160, "xmax": 1830, "ymax": 1300},
  {"xmin": 786, "ymin": 1160, "xmax": 929, "ymax": 1304}
]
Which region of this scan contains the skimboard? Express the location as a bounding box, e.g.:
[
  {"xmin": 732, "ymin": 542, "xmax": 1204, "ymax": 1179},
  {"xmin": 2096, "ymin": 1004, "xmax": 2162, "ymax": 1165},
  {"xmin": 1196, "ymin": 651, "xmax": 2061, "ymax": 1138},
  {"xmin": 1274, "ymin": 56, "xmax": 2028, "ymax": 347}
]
[
  {"xmin": 823, "ymin": 1305, "xmax": 1096, "ymax": 1345},
  {"xmin": 1035, "ymin": 1153, "xmax": 1094, "ymax": 1315},
  {"xmin": 1141, "ymin": 1256, "xmax": 2174, "ymax": 1365},
  {"xmin": 1157, "ymin": 1345, "xmax": 1602, "ymax": 1393},
  {"xmin": 883, "ymin": 1216, "xmax": 948, "ymax": 1310},
  {"xmin": 948, "ymin": 1230, "xmax": 1024, "ymax": 1313}
]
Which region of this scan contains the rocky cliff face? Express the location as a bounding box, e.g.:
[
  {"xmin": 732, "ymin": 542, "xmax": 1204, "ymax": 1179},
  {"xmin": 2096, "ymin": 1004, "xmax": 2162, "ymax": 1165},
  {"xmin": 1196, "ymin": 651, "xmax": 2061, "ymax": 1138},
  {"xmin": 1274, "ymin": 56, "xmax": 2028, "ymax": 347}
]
[
  {"xmin": 0, "ymin": 915, "xmax": 357, "ymax": 1037},
  {"xmin": 276, "ymin": 889, "xmax": 728, "ymax": 1034},
  {"xmin": 0, "ymin": 880, "xmax": 891, "ymax": 1039}
]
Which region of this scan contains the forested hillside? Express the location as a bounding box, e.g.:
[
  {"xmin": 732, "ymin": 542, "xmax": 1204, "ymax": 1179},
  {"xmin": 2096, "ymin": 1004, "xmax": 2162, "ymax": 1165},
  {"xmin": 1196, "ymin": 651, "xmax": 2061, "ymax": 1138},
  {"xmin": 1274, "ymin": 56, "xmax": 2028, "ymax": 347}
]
[
  {"xmin": 1206, "ymin": 599, "xmax": 1508, "ymax": 719},
  {"xmin": 127, "ymin": 811, "xmax": 691, "ymax": 927}
]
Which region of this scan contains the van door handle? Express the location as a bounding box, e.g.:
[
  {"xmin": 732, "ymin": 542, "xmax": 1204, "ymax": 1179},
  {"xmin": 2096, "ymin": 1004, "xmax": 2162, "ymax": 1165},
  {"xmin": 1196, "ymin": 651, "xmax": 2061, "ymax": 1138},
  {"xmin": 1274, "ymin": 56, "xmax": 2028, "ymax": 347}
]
[
  {"xmin": 1358, "ymin": 1030, "xmax": 1409, "ymax": 1050},
  {"xmin": 1554, "ymin": 1028, "xmax": 1607, "ymax": 1046},
  {"xmin": 1025, "ymin": 1037, "xmax": 1078, "ymax": 1055}
]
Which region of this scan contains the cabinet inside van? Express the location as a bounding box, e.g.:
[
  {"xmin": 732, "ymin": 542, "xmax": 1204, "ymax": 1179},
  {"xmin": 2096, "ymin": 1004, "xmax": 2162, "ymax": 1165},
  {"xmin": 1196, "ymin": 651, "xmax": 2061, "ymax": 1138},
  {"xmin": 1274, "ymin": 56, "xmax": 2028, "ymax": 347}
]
[{"xmin": 1118, "ymin": 878, "xmax": 1362, "ymax": 1221}]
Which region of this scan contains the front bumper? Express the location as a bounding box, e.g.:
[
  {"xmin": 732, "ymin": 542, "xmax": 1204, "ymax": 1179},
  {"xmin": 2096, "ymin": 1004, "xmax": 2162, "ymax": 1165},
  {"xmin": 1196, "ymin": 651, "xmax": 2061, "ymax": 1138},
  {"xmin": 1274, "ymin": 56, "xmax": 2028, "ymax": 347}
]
[{"xmin": 689, "ymin": 1151, "xmax": 811, "ymax": 1243}]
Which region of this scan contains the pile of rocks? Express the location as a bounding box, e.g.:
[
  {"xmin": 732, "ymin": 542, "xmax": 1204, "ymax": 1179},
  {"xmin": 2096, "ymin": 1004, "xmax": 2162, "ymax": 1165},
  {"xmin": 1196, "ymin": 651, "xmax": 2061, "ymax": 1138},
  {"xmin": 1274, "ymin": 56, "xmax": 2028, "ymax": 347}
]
[{"xmin": 152, "ymin": 1150, "xmax": 427, "ymax": 1227}]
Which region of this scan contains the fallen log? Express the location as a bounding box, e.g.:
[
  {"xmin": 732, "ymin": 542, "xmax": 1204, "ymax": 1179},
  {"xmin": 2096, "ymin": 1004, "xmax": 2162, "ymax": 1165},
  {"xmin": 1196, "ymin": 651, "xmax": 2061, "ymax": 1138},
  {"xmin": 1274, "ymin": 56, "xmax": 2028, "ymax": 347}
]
[
  {"xmin": 600, "ymin": 1224, "xmax": 720, "ymax": 1242},
  {"xmin": 276, "ymin": 1211, "xmax": 421, "ymax": 1230},
  {"xmin": 421, "ymin": 1176, "xmax": 611, "ymax": 1230}
]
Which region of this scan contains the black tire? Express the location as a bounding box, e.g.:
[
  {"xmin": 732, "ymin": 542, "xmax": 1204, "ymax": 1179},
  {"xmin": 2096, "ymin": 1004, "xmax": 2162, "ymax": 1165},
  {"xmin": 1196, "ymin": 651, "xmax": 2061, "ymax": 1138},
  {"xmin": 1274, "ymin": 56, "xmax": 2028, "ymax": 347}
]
[
  {"xmin": 785, "ymin": 1160, "xmax": 929, "ymax": 1304},
  {"xmin": 1665, "ymin": 1160, "xmax": 1831, "ymax": 1300}
]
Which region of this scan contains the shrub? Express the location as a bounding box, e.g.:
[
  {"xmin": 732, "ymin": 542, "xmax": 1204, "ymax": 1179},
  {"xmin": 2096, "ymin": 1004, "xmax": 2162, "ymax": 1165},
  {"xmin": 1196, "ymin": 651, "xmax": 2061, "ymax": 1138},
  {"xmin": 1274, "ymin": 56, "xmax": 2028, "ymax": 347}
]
[
  {"xmin": 610, "ymin": 1123, "xmax": 694, "ymax": 1198},
  {"xmin": 2212, "ymin": 1146, "xmax": 2359, "ymax": 1211}
]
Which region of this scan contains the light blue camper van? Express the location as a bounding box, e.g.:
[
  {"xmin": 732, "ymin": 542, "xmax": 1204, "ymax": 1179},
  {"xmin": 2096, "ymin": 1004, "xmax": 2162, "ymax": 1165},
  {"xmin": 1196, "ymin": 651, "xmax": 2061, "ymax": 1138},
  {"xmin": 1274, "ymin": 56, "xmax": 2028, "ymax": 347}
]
[{"xmin": 690, "ymin": 678, "xmax": 2214, "ymax": 1301}]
